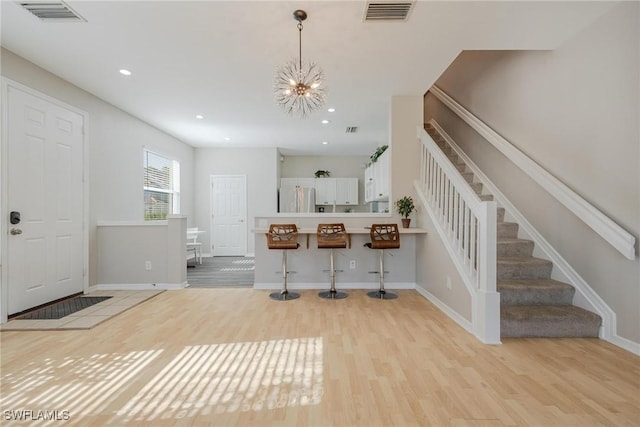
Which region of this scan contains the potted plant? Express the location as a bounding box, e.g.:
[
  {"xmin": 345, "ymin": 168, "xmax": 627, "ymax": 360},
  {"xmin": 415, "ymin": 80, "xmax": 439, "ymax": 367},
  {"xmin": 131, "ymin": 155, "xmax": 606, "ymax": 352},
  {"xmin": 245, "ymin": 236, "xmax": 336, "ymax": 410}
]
[
  {"xmin": 395, "ymin": 196, "xmax": 415, "ymax": 228},
  {"xmin": 369, "ymin": 145, "xmax": 388, "ymax": 165},
  {"xmin": 314, "ymin": 170, "xmax": 331, "ymax": 178}
]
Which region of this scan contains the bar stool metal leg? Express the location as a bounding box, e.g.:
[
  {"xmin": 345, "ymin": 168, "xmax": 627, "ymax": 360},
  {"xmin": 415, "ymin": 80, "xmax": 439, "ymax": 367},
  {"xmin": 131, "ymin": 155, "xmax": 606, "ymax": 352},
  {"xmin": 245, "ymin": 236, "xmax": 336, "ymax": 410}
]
[
  {"xmin": 270, "ymin": 250, "xmax": 300, "ymax": 301},
  {"xmin": 318, "ymin": 248, "xmax": 348, "ymax": 299},
  {"xmin": 367, "ymin": 249, "xmax": 398, "ymax": 300}
]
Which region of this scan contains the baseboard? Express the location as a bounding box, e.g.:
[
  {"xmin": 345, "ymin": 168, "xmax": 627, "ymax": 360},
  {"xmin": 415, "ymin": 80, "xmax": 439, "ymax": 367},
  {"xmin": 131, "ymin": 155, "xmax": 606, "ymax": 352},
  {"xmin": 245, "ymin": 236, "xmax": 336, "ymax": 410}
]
[
  {"xmin": 253, "ymin": 282, "xmax": 416, "ymax": 290},
  {"xmin": 414, "ymin": 285, "xmax": 473, "ymax": 334},
  {"xmin": 91, "ymin": 282, "xmax": 186, "ymax": 291},
  {"xmin": 605, "ymin": 334, "xmax": 640, "ymax": 356}
]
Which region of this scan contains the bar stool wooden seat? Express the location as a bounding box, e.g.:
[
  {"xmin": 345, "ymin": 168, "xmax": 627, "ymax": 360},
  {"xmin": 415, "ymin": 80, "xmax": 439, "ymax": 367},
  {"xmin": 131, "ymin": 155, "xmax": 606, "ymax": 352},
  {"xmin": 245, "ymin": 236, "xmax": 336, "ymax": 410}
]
[
  {"xmin": 317, "ymin": 223, "xmax": 348, "ymax": 299},
  {"xmin": 365, "ymin": 224, "xmax": 400, "ymax": 300},
  {"xmin": 267, "ymin": 224, "xmax": 301, "ymax": 301}
]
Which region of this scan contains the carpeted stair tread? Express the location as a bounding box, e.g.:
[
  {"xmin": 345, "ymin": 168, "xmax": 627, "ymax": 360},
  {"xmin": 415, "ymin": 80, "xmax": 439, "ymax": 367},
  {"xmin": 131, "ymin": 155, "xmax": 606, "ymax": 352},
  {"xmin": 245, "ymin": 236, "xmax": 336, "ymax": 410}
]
[
  {"xmin": 497, "ymin": 238, "xmax": 535, "ymax": 257},
  {"xmin": 498, "ymin": 257, "xmax": 553, "ymax": 280},
  {"xmin": 461, "ymin": 172, "xmax": 475, "ymax": 183},
  {"xmin": 498, "ymin": 222, "xmax": 519, "ymax": 238},
  {"xmin": 498, "ymin": 279, "xmax": 575, "ymax": 305},
  {"xmin": 501, "ymin": 305, "xmax": 601, "ymax": 338},
  {"xmin": 479, "ymin": 194, "xmax": 493, "ymax": 201},
  {"xmin": 497, "ymin": 207, "xmax": 505, "ymax": 222}
]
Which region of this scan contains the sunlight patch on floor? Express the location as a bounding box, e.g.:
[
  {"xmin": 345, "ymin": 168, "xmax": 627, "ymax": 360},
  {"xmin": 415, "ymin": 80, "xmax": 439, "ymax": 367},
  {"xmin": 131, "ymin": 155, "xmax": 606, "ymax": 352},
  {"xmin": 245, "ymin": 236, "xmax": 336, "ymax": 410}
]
[
  {"xmin": 114, "ymin": 337, "xmax": 323, "ymax": 422},
  {"xmin": 0, "ymin": 349, "xmax": 163, "ymax": 425},
  {"xmin": 232, "ymin": 259, "xmax": 255, "ymax": 266}
]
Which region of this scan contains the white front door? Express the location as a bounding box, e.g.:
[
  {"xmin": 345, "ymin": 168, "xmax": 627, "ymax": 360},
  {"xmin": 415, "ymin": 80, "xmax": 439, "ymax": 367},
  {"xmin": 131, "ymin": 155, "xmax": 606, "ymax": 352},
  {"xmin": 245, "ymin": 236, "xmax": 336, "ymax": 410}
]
[
  {"xmin": 210, "ymin": 175, "xmax": 247, "ymax": 256},
  {"xmin": 5, "ymin": 83, "xmax": 85, "ymax": 314}
]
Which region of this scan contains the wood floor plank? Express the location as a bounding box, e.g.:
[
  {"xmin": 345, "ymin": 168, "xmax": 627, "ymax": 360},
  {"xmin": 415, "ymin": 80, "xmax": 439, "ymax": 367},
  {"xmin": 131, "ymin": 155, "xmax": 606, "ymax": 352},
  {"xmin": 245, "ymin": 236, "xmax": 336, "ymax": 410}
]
[{"xmin": 1, "ymin": 289, "xmax": 638, "ymax": 426}]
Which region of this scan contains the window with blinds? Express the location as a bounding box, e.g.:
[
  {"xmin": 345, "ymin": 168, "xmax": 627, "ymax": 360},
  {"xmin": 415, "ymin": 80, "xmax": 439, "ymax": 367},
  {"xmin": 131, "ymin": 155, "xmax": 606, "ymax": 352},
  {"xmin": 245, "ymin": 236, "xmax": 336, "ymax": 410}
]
[{"xmin": 143, "ymin": 149, "xmax": 180, "ymax": 220}]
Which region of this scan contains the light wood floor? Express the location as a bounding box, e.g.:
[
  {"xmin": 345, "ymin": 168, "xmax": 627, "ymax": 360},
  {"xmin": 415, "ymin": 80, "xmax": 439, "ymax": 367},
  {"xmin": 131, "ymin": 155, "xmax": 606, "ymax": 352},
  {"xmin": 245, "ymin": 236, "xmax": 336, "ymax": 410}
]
[{"xmin": 1, "ymin": 289, "xmax": 638, "ymax": 426}]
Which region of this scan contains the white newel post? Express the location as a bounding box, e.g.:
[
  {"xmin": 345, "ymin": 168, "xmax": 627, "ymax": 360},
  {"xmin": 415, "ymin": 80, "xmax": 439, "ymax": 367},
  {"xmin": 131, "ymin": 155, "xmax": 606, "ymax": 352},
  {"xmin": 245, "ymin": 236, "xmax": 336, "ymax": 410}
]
[{"xmin": 476, "ymin": 201, "xmax": 501, "ymax": 343}]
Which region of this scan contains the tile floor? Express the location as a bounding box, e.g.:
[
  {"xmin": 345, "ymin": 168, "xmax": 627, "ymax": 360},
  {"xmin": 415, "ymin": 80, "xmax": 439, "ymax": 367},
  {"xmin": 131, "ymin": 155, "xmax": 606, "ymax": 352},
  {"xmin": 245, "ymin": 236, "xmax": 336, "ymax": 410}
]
[{"xmin": 0, "ymin": 290, "xmax": 164, "ymax": 331}]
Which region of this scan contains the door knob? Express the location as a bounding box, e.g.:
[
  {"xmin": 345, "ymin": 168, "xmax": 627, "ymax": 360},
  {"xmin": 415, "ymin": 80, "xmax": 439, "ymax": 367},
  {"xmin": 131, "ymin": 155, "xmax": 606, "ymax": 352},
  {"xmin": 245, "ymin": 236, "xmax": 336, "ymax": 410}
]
[{"xmin": 10, "ymin": 228, "xmax": 22, "ymax": 235}]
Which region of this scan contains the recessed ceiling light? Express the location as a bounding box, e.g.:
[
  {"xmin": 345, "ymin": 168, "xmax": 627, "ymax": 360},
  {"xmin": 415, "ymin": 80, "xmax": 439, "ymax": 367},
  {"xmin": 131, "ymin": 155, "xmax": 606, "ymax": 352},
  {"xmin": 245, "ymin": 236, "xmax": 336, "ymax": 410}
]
[
  {"xmin": 195, "ymin": 115, "xmax": 204, "ymax": 119},
  {"xmin": 322, "ymin": 141, "xmax": 328, "ymax": 145},
  {"xmin": 224, "ymin": 137, "xmax": 231, "ymax": 141},
  {"xmin": 119, "ymin": 69, "xmax": 132, "ymax": 76},
  {"xmin": 328, "ymin": 108, "xmax": 335, "ymax": 113},
  {"xmin": 321, "ymin": 120, "xmax": 330, "ymax": 124}
]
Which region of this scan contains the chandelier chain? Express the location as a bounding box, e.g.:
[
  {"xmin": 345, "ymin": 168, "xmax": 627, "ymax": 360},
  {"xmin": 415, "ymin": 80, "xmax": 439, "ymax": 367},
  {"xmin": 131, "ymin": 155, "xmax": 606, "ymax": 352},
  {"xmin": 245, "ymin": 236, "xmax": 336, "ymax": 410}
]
[{"xmin": 298, "ymin": 22, "xmax": 303, "ymax": 71}]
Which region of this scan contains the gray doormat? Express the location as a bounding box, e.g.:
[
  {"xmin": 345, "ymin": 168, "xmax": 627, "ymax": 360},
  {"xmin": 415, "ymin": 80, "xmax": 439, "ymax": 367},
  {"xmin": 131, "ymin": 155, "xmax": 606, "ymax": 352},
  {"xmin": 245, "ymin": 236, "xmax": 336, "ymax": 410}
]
[{"xmin": 19, "ymin": 296, "xmax": 112, "ymax": 320}]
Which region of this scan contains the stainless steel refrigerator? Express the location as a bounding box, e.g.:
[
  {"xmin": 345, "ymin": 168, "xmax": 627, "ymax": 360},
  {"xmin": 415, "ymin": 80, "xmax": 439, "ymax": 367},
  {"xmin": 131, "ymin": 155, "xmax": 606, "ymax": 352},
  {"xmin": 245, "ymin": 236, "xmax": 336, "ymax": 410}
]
[{"xmin": 279, "ymin": 186, "xmax": 316, "ymax": 213}]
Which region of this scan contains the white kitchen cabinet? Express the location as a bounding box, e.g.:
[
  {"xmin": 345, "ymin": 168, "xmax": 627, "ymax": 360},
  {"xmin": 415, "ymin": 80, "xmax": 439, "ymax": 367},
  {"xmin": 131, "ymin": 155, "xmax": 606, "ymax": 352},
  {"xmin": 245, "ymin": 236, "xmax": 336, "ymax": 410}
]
[
  {"xmin": 280, "ymin": 177, "xmax": 316, "ymax": 189},
  {"xmin": 335, "ymin": 178, "xmax": 358, "ymax": 205},
  {"xmin": 314, "ymin": 177, "xmax": 358, "ymax": 206},
  {"xmin": 314, "ymin": 178, "xmax": 336, "ymax": 205},
  {"xmin": 373, "ymin": 151, "xmax": 389, "ymax": 200},
  {"xmin": 364, "ymin": 149, "xmax": 389, "ymax": 202},
  {"xmin": 364, "ymin": 166, "xmax": 374, "ymax": 202}
]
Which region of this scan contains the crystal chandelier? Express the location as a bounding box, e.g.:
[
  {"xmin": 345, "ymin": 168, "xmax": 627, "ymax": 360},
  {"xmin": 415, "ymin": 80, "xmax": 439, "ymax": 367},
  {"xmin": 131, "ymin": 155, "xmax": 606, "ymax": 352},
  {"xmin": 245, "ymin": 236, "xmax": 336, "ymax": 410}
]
[{"xmin": 274, "ymin": 10, "xmax": 326, "ymax": 118}]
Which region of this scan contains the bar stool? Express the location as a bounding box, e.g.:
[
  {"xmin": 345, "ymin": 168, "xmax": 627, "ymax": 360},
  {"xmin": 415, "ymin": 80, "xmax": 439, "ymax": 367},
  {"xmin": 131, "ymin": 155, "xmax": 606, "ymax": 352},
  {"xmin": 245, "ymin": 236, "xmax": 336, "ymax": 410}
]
[
  {"xmin": 365, "ymin": 224, "xmax": 400, "ymax": 300},
  {"xmin": 266, "ymin": 224, "xmax": 301, "ymax": 301},
  {"xmin": 317, "ymin": 223, "xmax": 348, "ymax": 299}
]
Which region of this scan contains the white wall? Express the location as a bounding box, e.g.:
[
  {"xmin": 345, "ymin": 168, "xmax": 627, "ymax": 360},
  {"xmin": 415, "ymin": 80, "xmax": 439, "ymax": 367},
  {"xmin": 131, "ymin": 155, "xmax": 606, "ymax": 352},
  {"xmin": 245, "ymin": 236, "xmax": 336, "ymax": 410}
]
[
  {"xmin": 416, "ymin": 211, "xmax": 473, "ymax": 321},
  {"xmin": 390, "ymin": 96, "xmax": 423, "ymax": 223},
  {"xmin": 194, "ymin": 147, "xmax": 279, "ymax": 256},
  {"xmin": 1, "ymin": 48, "xmax": 195, "ymax": 287},
  {"xmin": 96, "ymin": 217, "xmax": 186, "ymax": 287},
  {"xmin": 281, "ymin": 155, "xmax": 368, "ymax": 179},
  {"xmin": 425, "ymin": 3, "xmax": 640, "ymax": 343},
  {"xmin": 281, "ymin": 155, "xmax": 369, "ymax": 211}
]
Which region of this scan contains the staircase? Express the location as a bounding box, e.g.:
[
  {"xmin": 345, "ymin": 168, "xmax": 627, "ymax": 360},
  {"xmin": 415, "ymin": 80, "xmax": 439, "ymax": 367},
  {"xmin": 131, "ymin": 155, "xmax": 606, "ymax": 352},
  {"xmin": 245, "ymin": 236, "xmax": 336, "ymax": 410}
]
[{"xmin": 424, "ymin": 124, "xmax": 602, "ymax": 338}]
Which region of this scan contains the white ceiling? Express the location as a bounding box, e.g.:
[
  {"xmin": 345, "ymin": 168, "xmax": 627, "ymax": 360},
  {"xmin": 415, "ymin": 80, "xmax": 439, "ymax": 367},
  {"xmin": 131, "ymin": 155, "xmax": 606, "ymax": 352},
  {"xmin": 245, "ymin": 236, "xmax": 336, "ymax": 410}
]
[{"xmin": 1, "ymin": 1, "xmax": 613, "ymax": 156}]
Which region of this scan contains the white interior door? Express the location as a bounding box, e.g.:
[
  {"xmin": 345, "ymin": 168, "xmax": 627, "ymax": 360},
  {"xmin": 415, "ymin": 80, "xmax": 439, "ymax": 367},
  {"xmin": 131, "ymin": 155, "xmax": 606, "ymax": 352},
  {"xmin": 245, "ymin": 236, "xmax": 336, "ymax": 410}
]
[
  {"xmin": 5, "ymin": 83, "xmax": 85, "ymax": 314},
  {"xmin": 211, "ymin": 175, "xmax": 247, "ymax": 256}
]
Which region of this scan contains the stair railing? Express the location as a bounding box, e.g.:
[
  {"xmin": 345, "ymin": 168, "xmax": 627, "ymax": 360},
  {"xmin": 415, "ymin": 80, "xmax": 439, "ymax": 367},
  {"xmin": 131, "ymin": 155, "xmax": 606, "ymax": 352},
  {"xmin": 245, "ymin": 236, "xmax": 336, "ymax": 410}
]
[
  {"xmin": 430, "ymin": 85, "xmax": 635, "ymax": 260},
  {"xmin": 416, "ymin": 126, "xmax": 501, "ymax": 344}
]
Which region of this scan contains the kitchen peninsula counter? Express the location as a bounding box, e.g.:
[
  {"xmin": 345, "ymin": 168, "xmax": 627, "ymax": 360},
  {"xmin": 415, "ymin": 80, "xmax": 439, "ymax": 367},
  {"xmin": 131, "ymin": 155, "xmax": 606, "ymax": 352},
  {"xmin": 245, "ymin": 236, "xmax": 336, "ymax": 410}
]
[{"xmin": 253, "ymin": 217, "xmax": 426, "ymax": 291}]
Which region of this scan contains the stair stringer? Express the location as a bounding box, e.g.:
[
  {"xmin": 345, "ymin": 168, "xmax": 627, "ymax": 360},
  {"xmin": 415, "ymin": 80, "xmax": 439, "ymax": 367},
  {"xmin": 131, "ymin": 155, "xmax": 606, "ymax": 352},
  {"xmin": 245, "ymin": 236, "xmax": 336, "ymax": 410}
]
[{"xmin": 428, "ymin": 119, "xmax": 615, "ymax": 343}]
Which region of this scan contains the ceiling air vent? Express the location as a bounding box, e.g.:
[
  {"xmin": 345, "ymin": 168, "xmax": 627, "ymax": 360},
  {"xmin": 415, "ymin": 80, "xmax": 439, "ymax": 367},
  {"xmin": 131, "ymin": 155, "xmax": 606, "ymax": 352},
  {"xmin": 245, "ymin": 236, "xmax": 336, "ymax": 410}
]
[
  {"xmin": 346, "ymin": 126, "xmax": 359, "ymax": 133},
  {"xmin": 364, "ymin": 1, "xmax": 414, "ymax": 22},
  {"xmin": 20, "ymin": 1, "xmax": 86, "ymax": 22}
]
